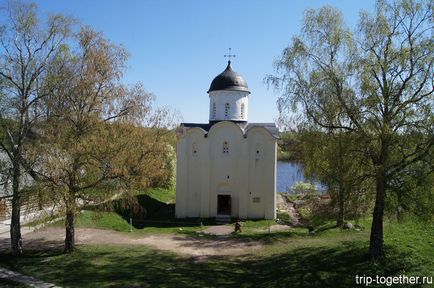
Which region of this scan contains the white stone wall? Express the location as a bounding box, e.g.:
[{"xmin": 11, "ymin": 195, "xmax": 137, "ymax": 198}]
[
  {"xmin": 208, "ymin": 91, "xmax": 249, "ymax": 122},
  {"xmin": 175, "ymin": 121, "xmax": 276, "ymax": 219},
  {"xmin": 0, "ymin": 152, "xmax": 33, "ymax": 198}
]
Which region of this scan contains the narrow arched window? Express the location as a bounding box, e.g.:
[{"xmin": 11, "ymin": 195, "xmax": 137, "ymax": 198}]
[
  {"xmin": 223, "ymin": 141, "xmax": 229, "ymax": 154},
  {"xmin": 224, "ymin": 103, "xmax": 230, "ymax": 117},
  {"xmin": 241, "ymin": 103, "xmax": 245, "ymax": 118},
  {"xmin": 192, "ymin": 143, "xmax": 197, "ymax": 157},
  {"xmin": 212, "ymin": 103, "xmax": 216, "ymax": 118},
  {"xmin": 255, "ymin": 144, "xmax": 261, "ymax": 160}
]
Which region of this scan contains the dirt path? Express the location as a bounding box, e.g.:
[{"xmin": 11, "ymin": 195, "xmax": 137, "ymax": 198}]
[
  {"xmin": 4, "ymin": 227, "xmax": 262, "ymax": 257},
  {"xmin": 0, "ymin": 196, "xmax": 297, "ymax": 258}
]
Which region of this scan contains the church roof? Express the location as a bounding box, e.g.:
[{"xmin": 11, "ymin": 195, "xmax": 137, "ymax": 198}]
[
  {"xmin": 180, "ymin": 122, "xmax": 279, "ymax": 139},
  {"xmin": 207, "ymin": 61, "xmax": 250, "ymax": 94},
  {"xmin": 244, "ymin": 123, "xmax": 279, "ymax": 139}
]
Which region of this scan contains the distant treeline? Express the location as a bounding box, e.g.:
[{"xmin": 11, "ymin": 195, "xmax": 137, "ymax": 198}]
[{"xmin": 277, "ymin": 132, "xmax": 303, "ymax": 162}]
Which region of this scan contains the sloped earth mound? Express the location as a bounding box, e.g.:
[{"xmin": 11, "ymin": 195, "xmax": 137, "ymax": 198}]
[{"xmin": 276, "ymin": 193, "xmax": 302, "ymax": 225}]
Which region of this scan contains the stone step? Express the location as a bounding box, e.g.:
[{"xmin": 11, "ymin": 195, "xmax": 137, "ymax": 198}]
[{"xmin": 215, "ymin": 214, "xmax": 231, "ymax": 224}]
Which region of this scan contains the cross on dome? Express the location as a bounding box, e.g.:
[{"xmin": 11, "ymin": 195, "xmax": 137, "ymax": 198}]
[{"xmin": 224, "ymin": 47, "xmax": 236, "ymax": 62}]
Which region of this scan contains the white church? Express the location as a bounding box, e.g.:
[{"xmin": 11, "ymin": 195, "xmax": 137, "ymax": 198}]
[{"xmin": 175, "ymin": 60, "xmax": 278, "ymax": 220}]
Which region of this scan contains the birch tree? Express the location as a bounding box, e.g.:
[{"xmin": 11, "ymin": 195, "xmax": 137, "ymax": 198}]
[
  {"xmin": 0, "ymin": 0, "xmax": 72, "ymax": 254},
  {"xmin": 36, "ymin": 28, "xmax": 175, "ymax": 253},
  {"xmin": 269, "ymin": 0, "xmax": 433, "ymax": 258}
]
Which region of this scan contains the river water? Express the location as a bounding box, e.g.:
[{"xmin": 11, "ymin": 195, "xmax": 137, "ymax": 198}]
[{"xmin": 276, "ymin": 161, "xmax": 324, "ymax": 193}]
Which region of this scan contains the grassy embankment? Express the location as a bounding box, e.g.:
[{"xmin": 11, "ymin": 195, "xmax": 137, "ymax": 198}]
[{"xmin": 1, "ymin": 188, "xmax": 433, "ymax": 288}]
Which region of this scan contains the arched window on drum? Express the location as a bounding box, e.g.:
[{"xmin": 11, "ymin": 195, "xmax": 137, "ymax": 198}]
[
  {"xmin": 212, "ymin": 102, "xmax": 216, "ymax": 118},
  {"xmin": 224, "ymin": 103, "xmax": 230, "ymax": 117}
]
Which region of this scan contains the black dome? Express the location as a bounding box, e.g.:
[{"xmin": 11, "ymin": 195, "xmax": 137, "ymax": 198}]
[{"xmin": 207, "ymin": 61, "xmax": 250, "ymax": 94}]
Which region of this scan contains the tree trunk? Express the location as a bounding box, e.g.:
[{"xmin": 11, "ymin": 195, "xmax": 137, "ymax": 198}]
[
  {"xmin": 369, "ymin": 174, "xmax": 386, "ymax": 258},
  {"xmin": 10, "ymin": 160, "xmax": 22, "ymax": 255},
  {"xmin": 64, "ymin": 199, "xmax": 76, "ymax": 253},
  {"xmin": 336, "ymin": 138, "xmax": 345, "ymax": 228},
  {"xmin": 337, "ymin": 188, "xmax": 345, "ymax": 227}
]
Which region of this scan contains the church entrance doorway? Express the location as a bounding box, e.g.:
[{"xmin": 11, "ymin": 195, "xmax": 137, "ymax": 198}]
[{"xmin": 217, "ymin": 195, "xmax": 231, "ymax": 215}]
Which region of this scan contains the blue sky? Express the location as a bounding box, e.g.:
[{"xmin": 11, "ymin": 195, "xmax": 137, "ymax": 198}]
[{"xmin": 29, "ymin": 0, "xmax": 376, "ymax": 124}]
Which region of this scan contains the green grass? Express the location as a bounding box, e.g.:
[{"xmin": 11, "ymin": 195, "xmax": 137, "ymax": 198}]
[
  {"xmin": 0, "ymin": 220, "xmax": 432, "ymax": 288},
  {"xmin": 75, "ymin": 210, "xmax": 132, "ymax": 232},
  {"xmin": 145, "ymin": 187, "xmax": 176, "ymax": 203}
]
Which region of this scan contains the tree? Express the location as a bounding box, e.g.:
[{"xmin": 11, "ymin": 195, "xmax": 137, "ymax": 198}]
[
  {"xmin": 301, "ymin": 129, "xmax": 373, "ymax": 227},
  {"xmin": 386, "ymin": 135, "xmax": 434, "ymax": 222},
  {"xmin": 0, "ymin": 0, "xmax": 72, "ymax": 254},
  {"xmin": 269, "ymin": 6, "xmax": 363, "ymax": 226},
  {"xmin": 357, "ymin": 0, "xmax": 433, "ymax": 258},
  {"xmin": 35, "ymin": 27, "xmax": 175, "ymax": 253},
  {"xmin": 269, "ymin": 0, "xmax": 433, "ymax": 258}
]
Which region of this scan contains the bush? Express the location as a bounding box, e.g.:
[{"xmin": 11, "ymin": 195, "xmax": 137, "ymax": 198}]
[{"xmin": 290, "ymin": 182, "xmax": 318, "ymax": 196}]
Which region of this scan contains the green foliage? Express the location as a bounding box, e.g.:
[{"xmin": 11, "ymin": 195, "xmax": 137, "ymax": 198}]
[
  {"xmin": 277, "ymin": 132, "xmax": 303, "ymax": 161},
  {"xmin": 300, "ymin": 130, "xmax": 374, "ymax": 224},
  {"xmin": 282, "ymin": 192, "xmax": 301, "ymax": 202},
  {"xmin": 386, "ymin": 166, "xmax": 434, "ymax": 223},
  {"xmin": 276, "ymin": 211, "xmax": 292, "ymax": 222},
  {"xmin": 147, "ymin": 143, "xmax": 177, "ymax": 189},
  {"xmin": 308, "ymin": 206, "xmax": 339, "ymax": 228},
  {"xmin": 276, "ymin": 149, "xmax": 291, "ymax": 161},
  {"xmin": 290, "ymin": 182, "xmax": 318, "ymax": 195},
  {"xmin": 28, "ymin": 21, "xmax": 176, "ymax": 252},
  {"xmin": 297, "ymin": 206, "xmax": 311, "ymax": 220},
  {"xmin": 269, "ymin": 0, "xmax": 433, "ymax": 257}
]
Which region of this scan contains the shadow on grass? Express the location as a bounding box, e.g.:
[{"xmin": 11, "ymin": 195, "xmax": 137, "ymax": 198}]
[
  {"xmin": 110, "ymin": 194, "xmax": 174, "ymax": 228},
  {"xmin": 230, "ymin": 230, "xmax": 309, "ymax": 244},
  {"xmin": 314, "ymin": 222, "xmax": 338, "ymax": 234},
  {"xmin": 0, "ymin": 236, "xmax": 64, "ymax": 257},
  {"xmin": 0, "ymin": 240, "xmax": 424, "ymax": 288}
]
